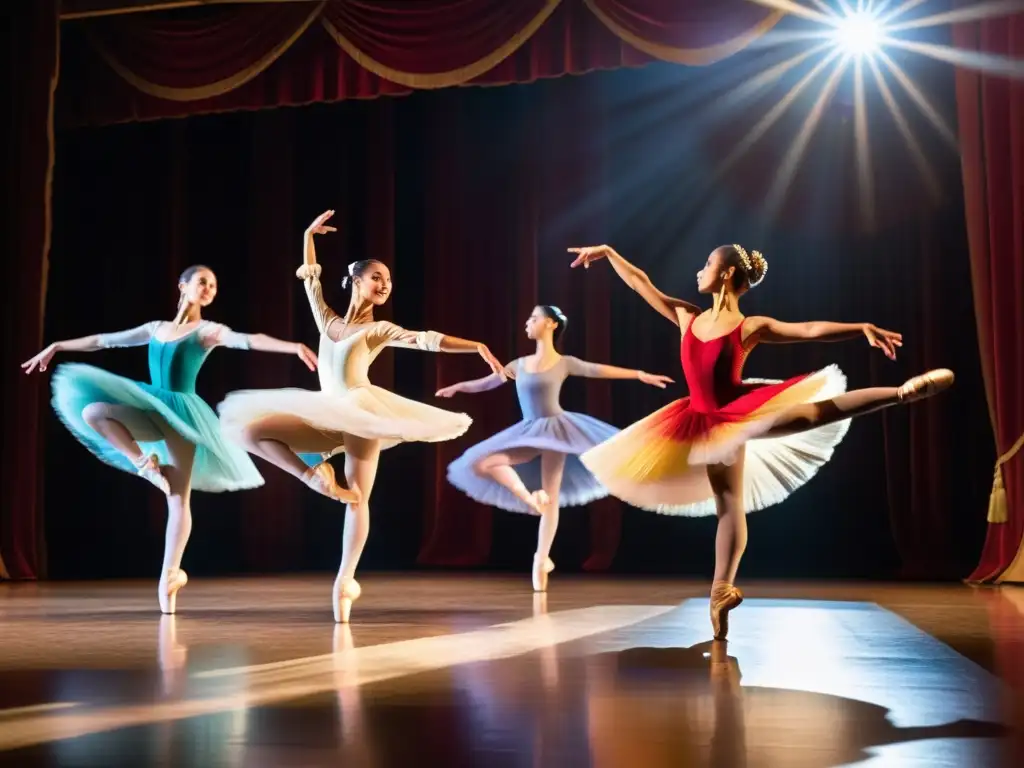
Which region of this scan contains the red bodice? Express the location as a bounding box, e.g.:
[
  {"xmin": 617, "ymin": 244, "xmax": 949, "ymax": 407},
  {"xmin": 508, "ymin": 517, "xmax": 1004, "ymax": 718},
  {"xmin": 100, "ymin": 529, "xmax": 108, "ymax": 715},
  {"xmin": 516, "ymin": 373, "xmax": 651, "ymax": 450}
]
[{"xmin": 680, "ymin": 318, "xmax": 753, "ymax": 413}]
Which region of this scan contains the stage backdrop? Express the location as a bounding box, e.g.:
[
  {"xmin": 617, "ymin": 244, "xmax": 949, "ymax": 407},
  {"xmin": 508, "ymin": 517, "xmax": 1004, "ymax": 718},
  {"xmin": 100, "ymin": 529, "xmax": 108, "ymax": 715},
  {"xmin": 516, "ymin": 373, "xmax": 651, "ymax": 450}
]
[
  {"xmin": 2, "ymin": 0, "xmax": 1004, "ymax": 581},
  {"xmin": 41, "ymin": 51, "xmax": 990, "ymax": 582}
]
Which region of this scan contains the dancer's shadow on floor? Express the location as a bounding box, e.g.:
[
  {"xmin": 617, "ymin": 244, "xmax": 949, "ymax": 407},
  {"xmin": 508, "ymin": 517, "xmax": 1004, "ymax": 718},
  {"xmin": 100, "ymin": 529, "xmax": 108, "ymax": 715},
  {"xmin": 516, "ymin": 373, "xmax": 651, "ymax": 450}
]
[{"xmin": 587, "ymin": 642, "xmax": 1011, "ymax": 768}]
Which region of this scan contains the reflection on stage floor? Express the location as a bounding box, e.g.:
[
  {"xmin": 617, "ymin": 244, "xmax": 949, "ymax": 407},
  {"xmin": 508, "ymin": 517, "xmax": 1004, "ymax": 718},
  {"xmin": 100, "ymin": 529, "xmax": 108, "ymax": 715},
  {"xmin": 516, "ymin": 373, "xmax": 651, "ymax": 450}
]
[{"xmin": 0, "ymin": 575, "xmax": 1021, "ymax": 766}]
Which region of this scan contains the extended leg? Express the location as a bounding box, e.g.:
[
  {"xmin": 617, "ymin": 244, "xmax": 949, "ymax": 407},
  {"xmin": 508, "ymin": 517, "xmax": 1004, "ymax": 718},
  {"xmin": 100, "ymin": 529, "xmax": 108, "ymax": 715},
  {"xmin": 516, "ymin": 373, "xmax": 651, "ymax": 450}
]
[
  {"xmin": 533, "ymin": 451, "xmax": 566, "ymax": 592},
  {"xmin": 707, "ymin": 450, "xmax": 747, "ymax": 640},
  {"xmin": 334, "ymin": 434, "xmax": 382, "ymax": 623},
  {"xmin": 81, "ymin": 402, "xmax": 169, "ymax": 492},
  {"xmin": 765, "ymin": 369, "xmax": 954, "ymax": 438},
  {"xmin": 474, "ymin": 448, "xmax": 548, "ymax": 513},
  {"xmin": 235, "ymin": 415, "xmax": 358, "ymax": 503}
]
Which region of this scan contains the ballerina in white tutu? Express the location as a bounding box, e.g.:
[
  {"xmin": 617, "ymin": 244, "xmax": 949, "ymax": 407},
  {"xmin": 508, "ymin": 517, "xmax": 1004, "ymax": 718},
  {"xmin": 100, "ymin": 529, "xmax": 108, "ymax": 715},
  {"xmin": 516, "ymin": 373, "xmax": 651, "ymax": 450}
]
[
  {"xmin": 21, "ymin": 264, "xmax": 318, "ymax": 614},
  {"xmin": 218, "ymin": 210, "xmax": 505, "ymax": 622},
  {"xmin": 438, "ymin": 305, "xmax": 672, "ymax": 592}
]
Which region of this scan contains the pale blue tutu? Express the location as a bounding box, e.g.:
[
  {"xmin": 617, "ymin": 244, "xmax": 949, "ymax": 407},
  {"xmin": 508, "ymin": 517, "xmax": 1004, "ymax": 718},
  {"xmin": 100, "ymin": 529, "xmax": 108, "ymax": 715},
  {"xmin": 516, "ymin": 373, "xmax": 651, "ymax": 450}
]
[{"xmin": 447, "ymin": 411, "xmax": 618, "ymax": 514}]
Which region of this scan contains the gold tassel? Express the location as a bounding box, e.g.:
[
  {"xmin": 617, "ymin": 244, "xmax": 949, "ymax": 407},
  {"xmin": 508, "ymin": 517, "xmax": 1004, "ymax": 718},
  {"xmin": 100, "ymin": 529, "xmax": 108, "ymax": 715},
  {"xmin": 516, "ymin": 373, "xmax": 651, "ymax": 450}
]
[
  {"xmin": 988, "ymin": 431, "xmax": 1024, "ymax": 524},
  {"xmin": 988, "ymin": 465, "xmax": 1008, "ymax": 523}
]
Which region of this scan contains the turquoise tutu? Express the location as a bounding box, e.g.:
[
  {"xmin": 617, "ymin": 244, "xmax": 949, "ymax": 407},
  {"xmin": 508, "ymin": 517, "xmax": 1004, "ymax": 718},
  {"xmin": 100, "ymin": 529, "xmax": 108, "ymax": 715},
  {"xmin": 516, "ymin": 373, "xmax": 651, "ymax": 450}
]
[
  {"xmin": 52, "ymin": 364, "xmax": 263, "ymax": 492},
  {"xmin": 49, "ymin": 322, "xmax": 263, "ymax": 493}
]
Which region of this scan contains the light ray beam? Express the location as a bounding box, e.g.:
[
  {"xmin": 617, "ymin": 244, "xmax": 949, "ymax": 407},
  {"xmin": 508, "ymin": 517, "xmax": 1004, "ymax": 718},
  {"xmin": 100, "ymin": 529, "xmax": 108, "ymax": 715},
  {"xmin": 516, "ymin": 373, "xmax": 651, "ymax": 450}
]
[
  {"xmin": 867, "ymin": 57, "xmax": 943, "ymax": 200},
  {"xmin": 716, "ymin": 49, "xmax": 846, "ymax": 178},
  {"xmin": 875, "ymin": 49, "xmax": 959, "ymax": 148},
  {"xmin": 886, "ymin": 0, "xmax": 1024, "ymax": 32},
  {"xmin": 884, "ymin": 37, "xmax": 1024, "ymax": 79},
  {"xmin": 763, "ymin": 56, "xmax": 851, "ymax": 220}
]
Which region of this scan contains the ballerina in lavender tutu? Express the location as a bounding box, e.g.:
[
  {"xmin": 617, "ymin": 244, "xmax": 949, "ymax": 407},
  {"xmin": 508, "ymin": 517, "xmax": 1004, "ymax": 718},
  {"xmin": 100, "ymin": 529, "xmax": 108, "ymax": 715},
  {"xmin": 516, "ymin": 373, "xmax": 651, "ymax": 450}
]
[{"xmin": 438, "ymin": 305, "xmax": 673, "ymax": 592}]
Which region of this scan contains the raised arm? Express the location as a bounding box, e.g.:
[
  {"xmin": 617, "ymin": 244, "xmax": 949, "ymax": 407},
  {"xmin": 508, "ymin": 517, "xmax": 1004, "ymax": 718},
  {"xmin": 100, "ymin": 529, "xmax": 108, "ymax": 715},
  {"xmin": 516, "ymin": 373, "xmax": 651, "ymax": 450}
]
[
  {"xmin": 199, "ymin": 323, "xmax": 318, "ymax": 371},
  {"xmin": 21, "ymin": 321, "xmax": 159, "ymax": 375},
  {"xmin": 564, "ymin": 356, "xmax": 673, "ymax": 389},
  {"xmin": 436, "ymin": 360, "xmax": 518, "ymax": 398},
  {"xmin": 745, "ymin": 316, "xmax": 902, "ymax": 360},
  {"xmin": 297, "ymin": 210, "xmax": 340, "ymax": 335},
  {"xmin": 367, "ymin": 321, "xmax": 505, "ymax": 376},
  {"xmin": 568, "ymin": 245, "xmax": 700, "ymax": 326}
]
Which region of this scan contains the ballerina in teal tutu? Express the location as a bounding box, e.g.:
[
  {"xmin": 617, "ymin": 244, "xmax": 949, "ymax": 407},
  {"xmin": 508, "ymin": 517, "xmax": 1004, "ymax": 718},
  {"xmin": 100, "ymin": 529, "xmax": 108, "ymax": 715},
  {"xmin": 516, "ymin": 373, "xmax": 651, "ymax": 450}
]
[{"xmin": 21, "ymin": 264, "xmax": 318, "ymax": 614}]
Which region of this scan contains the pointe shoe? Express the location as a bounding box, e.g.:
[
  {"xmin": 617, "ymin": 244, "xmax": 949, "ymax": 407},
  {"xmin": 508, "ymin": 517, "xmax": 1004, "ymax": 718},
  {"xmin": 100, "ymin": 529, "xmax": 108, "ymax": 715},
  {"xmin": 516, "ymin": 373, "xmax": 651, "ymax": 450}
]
[
  {"xmin": 897, "ymin": 368, "xmax": 954, "ymax": 403},
  {"xmin": 305, "ymin": 462, "xmax": 360, "ymax": 504},
  {"xmin": 710, "ymin": 582, "xmax": 743, "ymax": 641},
  {"xmin": 527, "ymin": 490, "xmax": 550, "ymax": 515},
  {"xmin": 134, "ymin": 454, "xmax": 170, "ymax": 495},
  {"xmin": 158, "ymin": 569, "xmax": 188, "ymax": 615},
  {"xmin": 532, "ymin": 555, "xmax": 555, "ymax": 593},
  {"xmin": 333, "ymin": 578, "xmax": 362, "ymax": 624}
]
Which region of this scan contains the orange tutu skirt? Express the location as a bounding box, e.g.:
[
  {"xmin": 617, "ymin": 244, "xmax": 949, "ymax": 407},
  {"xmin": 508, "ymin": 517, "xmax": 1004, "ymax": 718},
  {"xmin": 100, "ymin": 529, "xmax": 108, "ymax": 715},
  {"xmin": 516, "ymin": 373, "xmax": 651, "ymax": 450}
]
[{"xmin": 580, "ymin": 365, "xmax": 850, "ymax": 516}]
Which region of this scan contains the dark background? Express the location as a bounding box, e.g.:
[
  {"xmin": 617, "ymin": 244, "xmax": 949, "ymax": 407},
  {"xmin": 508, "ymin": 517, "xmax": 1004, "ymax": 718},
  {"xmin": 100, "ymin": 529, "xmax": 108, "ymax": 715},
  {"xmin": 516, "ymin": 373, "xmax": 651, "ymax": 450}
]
[{"xmin": 42, "ymin": 34, "xmax": 992, "ymax": 582}]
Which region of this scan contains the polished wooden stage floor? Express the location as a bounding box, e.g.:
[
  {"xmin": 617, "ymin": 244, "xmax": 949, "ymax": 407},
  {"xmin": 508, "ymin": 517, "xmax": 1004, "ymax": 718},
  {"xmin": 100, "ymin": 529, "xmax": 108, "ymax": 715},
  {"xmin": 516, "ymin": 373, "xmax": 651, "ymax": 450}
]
[{"xmin": 1, "ymin": 575, "xmax": 1023, "ymax": 767}]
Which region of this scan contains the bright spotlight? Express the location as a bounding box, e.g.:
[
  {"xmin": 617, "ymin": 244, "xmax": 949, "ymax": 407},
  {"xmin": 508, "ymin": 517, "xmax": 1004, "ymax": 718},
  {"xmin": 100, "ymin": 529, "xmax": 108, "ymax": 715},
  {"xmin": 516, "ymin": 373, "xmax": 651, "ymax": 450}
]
[{"xmin": 833, "ymin": 12, "xmax": 884, "ymax": 57}]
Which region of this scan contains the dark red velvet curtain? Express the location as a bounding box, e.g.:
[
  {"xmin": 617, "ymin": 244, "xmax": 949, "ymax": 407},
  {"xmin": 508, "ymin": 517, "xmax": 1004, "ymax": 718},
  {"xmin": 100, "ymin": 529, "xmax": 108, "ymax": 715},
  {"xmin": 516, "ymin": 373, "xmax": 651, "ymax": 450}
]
[
  {"xmin": 56, "ymin": 0, "xmax": 781, "ymax": 127},
  {"xmin": 0, "ymin": 0, "xmax": 60, "ymax": 580},
  {"xmin": 954, "ymin": 8, "xmax": 1024, "ymax": 583}
]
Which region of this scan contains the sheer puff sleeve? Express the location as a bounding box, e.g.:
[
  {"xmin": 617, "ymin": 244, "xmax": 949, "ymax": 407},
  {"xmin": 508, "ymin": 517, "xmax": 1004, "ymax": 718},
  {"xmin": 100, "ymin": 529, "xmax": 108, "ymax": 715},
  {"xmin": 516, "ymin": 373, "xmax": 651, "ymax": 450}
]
[
  {"xmin": 198, "ymin": 322, "xmax": 252, "ymax": 350},
  {"xmin": 96, "ymin": 321, "xmax": 161, "ymax": 348},
  {"xmin": 296, "ymin": 263, "xmax": 340, "ymax": 335},
  {"xmin": 367, "ymin": 321, "xmax": 444, "ymax": 352}
]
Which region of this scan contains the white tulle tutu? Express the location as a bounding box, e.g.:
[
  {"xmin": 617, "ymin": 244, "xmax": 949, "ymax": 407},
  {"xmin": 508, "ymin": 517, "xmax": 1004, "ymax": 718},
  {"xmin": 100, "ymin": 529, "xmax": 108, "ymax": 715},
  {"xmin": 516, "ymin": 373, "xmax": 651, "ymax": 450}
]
[{"xmin": 218, "ymin": 384, "xmax": 471, "ymax": 460}]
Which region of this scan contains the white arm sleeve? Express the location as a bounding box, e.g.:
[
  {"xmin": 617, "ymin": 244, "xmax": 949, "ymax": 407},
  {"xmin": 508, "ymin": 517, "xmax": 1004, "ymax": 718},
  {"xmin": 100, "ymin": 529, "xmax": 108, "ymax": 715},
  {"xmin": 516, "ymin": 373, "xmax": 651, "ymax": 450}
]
[
  {"xmin": 296, "ymin": 263, "xmax": 340, "ymax": 335},
  {"xmin": 199, "ymin": 322, "xmax": 252, "ymax": 350},
  {"xmin": 96, "ymin": 321, "xmax": 160, "ymax": 348},
  {"xmin": 367, "ymin": 321, "xmax": 444, "ymax": 352}
]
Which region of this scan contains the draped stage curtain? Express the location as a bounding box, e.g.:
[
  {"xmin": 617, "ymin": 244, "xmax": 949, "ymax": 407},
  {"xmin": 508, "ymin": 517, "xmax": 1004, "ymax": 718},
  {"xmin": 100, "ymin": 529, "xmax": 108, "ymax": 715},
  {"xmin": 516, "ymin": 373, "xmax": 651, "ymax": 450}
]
[
  {"xmin": 0, "ymin": 0, "xmax": 60, "ymax": 580},
  {"xmin": 954, "ymin": 7, "xmax": 1024, "ymax": 584},
  {"xmin": 57, "ymin": 0, "xmax": 782, "ymax": 127},
  {"xmin": 2, "ymin": 0, "xmax": 999, "ymax": 581}
]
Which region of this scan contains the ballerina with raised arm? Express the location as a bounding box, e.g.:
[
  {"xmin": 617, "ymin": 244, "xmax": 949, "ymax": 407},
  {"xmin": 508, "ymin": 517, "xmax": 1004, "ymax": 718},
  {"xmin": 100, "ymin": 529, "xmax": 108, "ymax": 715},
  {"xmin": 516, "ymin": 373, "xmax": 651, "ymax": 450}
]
[
  {"xmin": 21, "ymin": 264, "xmax": 318, "ymax": 614},
  {"xmin": 218, "ymin": 210, "xmax": 505, "ymax": 623},
  {"xmin": 438, "ymin": 305, "xmax": 672, "ymax": 592},
  {"xmin": 568, "ymin": 243, "xmax": 953, "ymax": 640}
]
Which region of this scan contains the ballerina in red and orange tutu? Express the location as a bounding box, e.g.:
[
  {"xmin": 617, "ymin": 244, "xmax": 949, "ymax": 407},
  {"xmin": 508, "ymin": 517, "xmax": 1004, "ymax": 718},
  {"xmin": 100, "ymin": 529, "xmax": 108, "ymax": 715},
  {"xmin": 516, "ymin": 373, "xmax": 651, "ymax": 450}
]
[{"xmin": 568, "ymin": 243, "xmax": 953, "ymax": 640}]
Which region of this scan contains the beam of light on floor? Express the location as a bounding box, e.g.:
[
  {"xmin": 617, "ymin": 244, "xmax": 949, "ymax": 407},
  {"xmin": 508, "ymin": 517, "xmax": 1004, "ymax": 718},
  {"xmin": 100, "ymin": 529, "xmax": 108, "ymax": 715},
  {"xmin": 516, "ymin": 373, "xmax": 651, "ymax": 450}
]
[
  {"xmin": 0, "ymin": 605, "xmax": 674, "ymax": 752},
  {"xmin": 763, "ymin": 56, "xmax": 851, "ymax": 221},
  {"xmin": 867, "ymin": 57, "xmax": 943, "ymax": 200},
  {"xmin": 0, "ymin": 703, "xmax": 79, "ymax": 719}
]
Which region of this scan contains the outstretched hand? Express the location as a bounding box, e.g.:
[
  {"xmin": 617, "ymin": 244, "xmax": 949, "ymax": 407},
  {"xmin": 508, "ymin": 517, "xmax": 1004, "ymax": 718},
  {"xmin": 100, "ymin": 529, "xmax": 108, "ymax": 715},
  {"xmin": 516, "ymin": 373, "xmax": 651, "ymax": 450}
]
[
  {"xmin": 568, "ymin": 245, "xmax": 612, "ymax": 269},
  {"xmin": 435, "ymin": 384, "xmax": 461, "ymax": 398},
  {"xmin": 21, "ymin": 344, "xmax": 57, "ymax": 375},
  {"xmin": 477, "ymin": 345, "xmax": 506, "ymax": 377},
  {"xmin": 295, "ymin": 343, "xmax": 318, "ymax": 372},
  {"xmin": 863, "ymin": 324, "xmax": 902, "ymax": 361},
  {"xmin": 638, "ymin": 371, "xmax": 674, "ymax": 389},
  {"xmin": 306, "ymin": 210, "xmax": 337, "ymax": 236}
]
